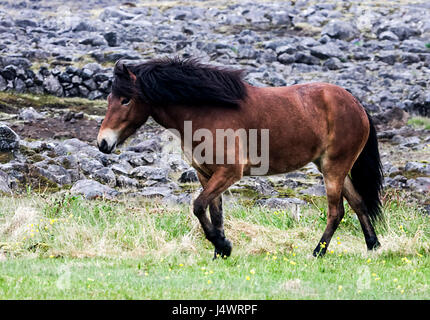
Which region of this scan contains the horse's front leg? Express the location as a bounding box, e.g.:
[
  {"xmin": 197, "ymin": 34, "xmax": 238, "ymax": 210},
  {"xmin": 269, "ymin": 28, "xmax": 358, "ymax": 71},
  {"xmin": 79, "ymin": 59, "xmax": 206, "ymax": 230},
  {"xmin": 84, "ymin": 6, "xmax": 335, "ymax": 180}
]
[{"xmin": 194, "ymin": 166, "xmax": 242, "ymax": 258}]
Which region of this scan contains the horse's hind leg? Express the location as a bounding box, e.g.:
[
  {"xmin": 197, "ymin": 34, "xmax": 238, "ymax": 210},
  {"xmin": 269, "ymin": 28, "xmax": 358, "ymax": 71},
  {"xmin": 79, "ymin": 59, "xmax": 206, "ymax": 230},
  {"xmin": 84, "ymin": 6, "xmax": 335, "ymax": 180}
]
[
  {"xmin": 343, "ymin": 176, "xmax": 380, "ymax": 250},
  {"xmin": 209, "ymin": 195, "xmax": 226, "ymax": 259},
  {"xmin": 313, "ymin": 159, "xmax": 348, "ymax": 257}
]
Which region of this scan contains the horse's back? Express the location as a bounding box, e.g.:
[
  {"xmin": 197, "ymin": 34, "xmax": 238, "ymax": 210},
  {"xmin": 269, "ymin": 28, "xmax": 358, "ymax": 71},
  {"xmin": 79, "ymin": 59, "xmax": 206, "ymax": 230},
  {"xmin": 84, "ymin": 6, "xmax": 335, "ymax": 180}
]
[{"xmin": 242, "ymin": 82, "xmax": 369, "ymax": 175}]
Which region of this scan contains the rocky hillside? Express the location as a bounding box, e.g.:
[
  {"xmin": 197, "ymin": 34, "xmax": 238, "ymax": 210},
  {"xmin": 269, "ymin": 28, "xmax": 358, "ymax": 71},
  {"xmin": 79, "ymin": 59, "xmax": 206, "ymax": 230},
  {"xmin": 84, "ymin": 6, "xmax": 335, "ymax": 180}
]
[{"xmin": 0, "ymin": 0, "xmax": 429, "ymax": 212}]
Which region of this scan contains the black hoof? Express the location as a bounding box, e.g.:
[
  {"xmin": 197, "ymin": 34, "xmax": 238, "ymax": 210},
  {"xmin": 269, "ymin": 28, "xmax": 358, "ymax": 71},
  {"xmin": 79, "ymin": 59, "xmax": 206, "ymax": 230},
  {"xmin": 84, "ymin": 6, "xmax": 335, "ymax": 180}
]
[
  {"xmin": 366, "ymin": 237, "xmax": 381, "ymax": 251},
  {"xmin": 313, "ymin": 244, "xmax": 327, "ymax": 258},
  {"xmin": 213, "ymin": 238, "xmax": 232, "ymax": 259}
]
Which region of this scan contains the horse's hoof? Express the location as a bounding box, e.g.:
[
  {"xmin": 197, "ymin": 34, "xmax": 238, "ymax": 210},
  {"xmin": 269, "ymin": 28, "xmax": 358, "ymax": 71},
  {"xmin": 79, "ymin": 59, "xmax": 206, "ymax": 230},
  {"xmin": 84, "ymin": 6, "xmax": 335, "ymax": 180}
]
[
  {"xmin": 213, "ymin": 238, "xmax": 232, "ymax": 259},
  {"xmin": 312, "ymin": 246, "xmax": 327, "ymax": 258},
  {"xmin": 366, "ymin": 237, "xmax": 380, "ymax": 251}
]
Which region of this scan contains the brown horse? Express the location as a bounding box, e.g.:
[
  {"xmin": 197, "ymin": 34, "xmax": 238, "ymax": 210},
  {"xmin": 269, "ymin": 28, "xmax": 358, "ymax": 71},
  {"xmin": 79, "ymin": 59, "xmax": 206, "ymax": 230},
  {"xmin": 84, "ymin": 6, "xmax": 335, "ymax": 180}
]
[{"xmin": 97, "ymin": 57, "xmax": 383, "ymax": 258}]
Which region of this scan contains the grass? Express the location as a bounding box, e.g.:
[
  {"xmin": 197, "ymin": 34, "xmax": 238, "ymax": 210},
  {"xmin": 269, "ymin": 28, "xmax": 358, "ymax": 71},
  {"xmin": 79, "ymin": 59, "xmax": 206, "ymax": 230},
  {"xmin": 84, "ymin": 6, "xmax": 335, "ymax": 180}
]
[
  {"xmin": 0, "ymin": 91, "xmax": 106, "ymax": 116},
  {"xmin": 408, "ymin": 116, "xmax": 430, "ymax": 131},
  {"xmin": 0, "ymin": 190, "xmax": 429, "ymax": 299}
]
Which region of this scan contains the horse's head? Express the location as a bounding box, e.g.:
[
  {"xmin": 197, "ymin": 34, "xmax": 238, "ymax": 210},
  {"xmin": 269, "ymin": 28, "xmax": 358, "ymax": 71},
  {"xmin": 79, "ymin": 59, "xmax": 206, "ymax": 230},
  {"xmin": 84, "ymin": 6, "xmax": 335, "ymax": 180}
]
[{"xmin": 97, "ymin": 60, "xmax": 150, "ymax": 154}]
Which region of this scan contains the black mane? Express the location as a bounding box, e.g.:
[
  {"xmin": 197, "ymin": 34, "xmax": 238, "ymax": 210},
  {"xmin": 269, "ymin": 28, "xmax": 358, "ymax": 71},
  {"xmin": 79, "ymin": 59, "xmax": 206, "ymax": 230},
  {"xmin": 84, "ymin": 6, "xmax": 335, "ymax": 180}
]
[{"xmin": 112, "ymin": 57, "xmax": 247, "ymax": 107}]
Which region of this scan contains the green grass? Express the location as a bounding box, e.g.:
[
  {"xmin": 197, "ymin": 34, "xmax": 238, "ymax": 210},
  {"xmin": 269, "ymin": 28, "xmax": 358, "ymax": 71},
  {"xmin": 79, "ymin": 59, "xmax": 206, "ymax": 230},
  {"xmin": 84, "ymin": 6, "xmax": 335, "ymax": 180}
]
[
  {"xmin": 408, "ymin": 116, "xmax": 430, "ymax": 130},
  {"xmin": 0, "ymin": 191, "xmax": 429, "ymax": 299},
  {"xmin": 0, "ymin": 91, "xmax": 106, "ymax": 115}
]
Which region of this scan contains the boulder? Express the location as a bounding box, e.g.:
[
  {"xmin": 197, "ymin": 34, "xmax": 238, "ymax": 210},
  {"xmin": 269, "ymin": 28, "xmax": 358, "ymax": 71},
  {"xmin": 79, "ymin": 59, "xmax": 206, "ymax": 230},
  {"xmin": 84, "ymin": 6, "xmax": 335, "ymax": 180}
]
[
  {"xmin": 71, "ymin": 179, "xmax": 119, "ymax": 199},
  {"xmin": 43, "ymin": 75, "xmax": 63, "ymax": 96},
  {"xmin": 130, "ymin": 166, "xmax": 169, "ymax": 181},
  {"xmin": 19, "ymin": 107, "xmax": 45, "ymax": 121},
  {"xmin": 404, "ymin": 162, "xmax": 430, "ymax": 175},
  {"xmin": 0, "ymin": 125, "xmax": 19, "ymax": 151},
  {"xmin": 322, "ymin": 20, "xmax": 359, "ymax": 40},
  {"xmin": 407, "ymin": 177, "xmax": 430, "ymax": 193},
  {"xmin": 178, "ymin": 169, "xmax": 199, "ymax": 183},
  {"xmin": 256, "ymin": 197, "xmax": 307, "ymax": 209},
  {"xmin": 0, "ymin": 170, "xmax": 11, "ymax": 194}
]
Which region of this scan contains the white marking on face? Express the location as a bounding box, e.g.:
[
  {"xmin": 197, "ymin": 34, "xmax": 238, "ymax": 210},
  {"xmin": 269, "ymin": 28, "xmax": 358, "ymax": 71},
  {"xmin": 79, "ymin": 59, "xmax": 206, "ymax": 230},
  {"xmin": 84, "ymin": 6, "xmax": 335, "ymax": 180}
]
[{"xmin": 97, "ymin": 128, "xmax": 120, "ymax": 149}]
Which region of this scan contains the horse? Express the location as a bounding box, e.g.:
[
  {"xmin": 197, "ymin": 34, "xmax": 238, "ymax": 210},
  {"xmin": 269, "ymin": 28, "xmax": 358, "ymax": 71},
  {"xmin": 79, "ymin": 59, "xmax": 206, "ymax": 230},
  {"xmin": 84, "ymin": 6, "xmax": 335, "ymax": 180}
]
[{"xmin": 97, "ymin": 57, "xmax": 384, "ymax": 258}]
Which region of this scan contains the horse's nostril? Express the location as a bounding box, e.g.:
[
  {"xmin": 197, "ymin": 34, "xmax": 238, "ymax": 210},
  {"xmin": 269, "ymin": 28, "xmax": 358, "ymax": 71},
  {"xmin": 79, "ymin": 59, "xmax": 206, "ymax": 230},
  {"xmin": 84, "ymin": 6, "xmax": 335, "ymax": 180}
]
[{"xmin": 99, "ymin": 139, "xmax": 108, "ymax": 153}]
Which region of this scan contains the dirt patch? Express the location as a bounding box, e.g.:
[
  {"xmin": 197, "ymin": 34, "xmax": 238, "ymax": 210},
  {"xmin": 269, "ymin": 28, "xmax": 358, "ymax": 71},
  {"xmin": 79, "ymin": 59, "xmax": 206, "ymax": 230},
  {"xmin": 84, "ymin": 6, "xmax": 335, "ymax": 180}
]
[{"xmin": 9, "ymin": 118, "xmax": 100, "ymax": 143}]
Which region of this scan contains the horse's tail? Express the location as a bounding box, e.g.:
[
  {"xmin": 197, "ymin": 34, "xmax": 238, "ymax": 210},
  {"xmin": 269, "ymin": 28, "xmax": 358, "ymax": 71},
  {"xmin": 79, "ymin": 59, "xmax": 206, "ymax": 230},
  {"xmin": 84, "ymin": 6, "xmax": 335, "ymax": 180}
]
[{"xmin": 350, "ymin": 111, "xmax": 384, "ymax": 222}]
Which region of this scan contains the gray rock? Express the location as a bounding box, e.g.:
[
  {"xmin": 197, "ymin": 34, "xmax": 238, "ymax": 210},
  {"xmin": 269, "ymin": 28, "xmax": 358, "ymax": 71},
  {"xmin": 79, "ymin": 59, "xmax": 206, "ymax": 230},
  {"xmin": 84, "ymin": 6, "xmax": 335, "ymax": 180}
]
[
  {"xmin": 163, "ymin": 193, "xmax": 193, "ymax": 205},
  {"xmin": 401, "ymin": 136, "xmax": 421, "ymax": 148},
  {"xmin": 277, "ymin": 53, "xmax": 296, "ymax": 64},
  {"xmin": 119, "ymin": 151, "xmax": 155, "ymax": 166},
  {"xmin": 322, "ymin": 20, "xmax": 359, "ymax": 40},
  {"xmin": 404, "ymin": 162, "xmax": 430, "ymax": 175},
  {"xmin": 0, "ymin": 170, "xmax": 11, "ymax": 194},
  {"xmin": 323, "ymin": 57, "xmax": 343, "ymax": 70},
  {"xmin": 19, "ymin": 107, "xmax": 45, "ymax": 121},
  {"xmin": 294, "ymin": 52, "xmax": 320, "ymax": 65},
  {"xmin": 32, "ymin": 163, "xmax": 72, "ymax": 186},
  {"xmin": 299, "ymin": 184, "xmax": 326, "ymax": 196},
  {"xmin": 61, "ymin": 138, "xmax": 89, "ymax": 153},
  {"xmin": 178, "ymin": 169, "xmax": 199, "ymax": 183},
  {"xmin": 72, "ymin": 21, "xmax": 98, "ymax": 32},
  {"xmin": 256, "ymin": 197, "xmax": 307, "ymax": 209},
  {"xmin": 82, "ymin": 63, "xmax": 103, "ymax": 73},
  {"xmin": 252, "ymin": 177, "xmax": 278, "ymax": 196},
  {"xmin": 103, "ymin": 31, "xmax": 118, "ymax": 47},
  {"xmin": 0, "ymin": 161, "xmax": 28, "ymax": 184},
  {"xmin": 269, "ymin": 11, "xmax": 291, "ymax": 27},
  {"xmin": 383, "ymin": 162, "xmax": 402, "ymax": 177},
  {"xmin": 99, "ymin": 8, "xmax": 135, "ymax": 21},
  {"xmin": 43, "ymin": 75, "xmax": 63, "ymax": 96},
  {"xmin": 0, "ymin": 125, "xmax": 19, "ymax": 151},
  {"xmin": 130, "ymin": 166, "xmax": 169, "ymax": 181},
  {"xmin": 139, "ymin": 186, "xmax": 172, "ymax": 198},
  {"xmin": 110, "ymin": 162, "xmax": 133, "ymax": 175},
  {"xmin": 71, "ymin": 179, "xmax": 119, "ymax": 199},
  {"xmin": 80, "ymin": 36, "xmax": 107, "ymax": 47},
  {"xmin": 14, "ymin": 78, "xmax": 26, "ymax": 93},
  {"xmin": 310, "ymin": 43, "xmax": 345, "ymax": 60},
  {"xmin": 83, "ymin": 79, "xmax": 97, "ymax": 91},
  {"xmin": 15, "ymin": 19, "xmax": 38, "ymax": 28},
  {"xmin": 117, "ymin": 175, "xmax": 139, "ymax": 188},
  {"xmin": 126, "ymin": 139, "xmax": 161, "ymax": 153},
  {"xmin": 378, "ymin": 31, "xmax": 399, "ymax": 41},
  {"xmin": 402, "ymin": 53, "xmax": 420, "ymax": 65},
  {"xmin": 93, "ymin": 167, "xmax": 116, "ymax": 187},
  {"xmin": 407, "ymin": 177, "xmax": 430, "ymax": 193},
  {"xmin": 88, "ymin": 90, "xmax": 103, "ymax": 100},
  {"xmin": 81, "ymin": 68, "xmax": 94, "ymax": 80},
  {"xmin": 78, "ymin": 158, "xmax": 104, "ymax": 175},
  {"xmin": 0, "ymin": 75, "xmax": 6, "ymax": 91},
  {"xmin": 376, "ymin": 51, "xmax": 398, "ymax": 65},
  {"xmin": 237, "ymin": 45, "xmax": 258, "ymax": 59},
  {"xmin": 389, "ymin": 24, "xmax": 421, "ymax": 41}
]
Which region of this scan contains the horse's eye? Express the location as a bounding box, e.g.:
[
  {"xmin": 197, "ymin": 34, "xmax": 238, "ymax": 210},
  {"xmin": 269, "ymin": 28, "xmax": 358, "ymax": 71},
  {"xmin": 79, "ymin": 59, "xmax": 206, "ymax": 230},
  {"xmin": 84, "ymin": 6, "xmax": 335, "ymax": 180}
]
[{"xmin": 121, "ymin": 98, "xmax": 131, "ymax": 106}]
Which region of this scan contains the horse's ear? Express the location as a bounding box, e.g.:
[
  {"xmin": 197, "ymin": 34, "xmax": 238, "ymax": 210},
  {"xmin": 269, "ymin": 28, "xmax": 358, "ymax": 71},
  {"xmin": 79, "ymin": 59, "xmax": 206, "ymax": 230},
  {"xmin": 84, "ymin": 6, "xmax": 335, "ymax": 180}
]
[
  {"xmin": 127, "ymin": 67, "xmax": 137, "ymax": 83},
  {"xmin": 114, "ymin": 59, "xmax": 136, "ymax": 82},
  {"xmin": 114, "ymin": 59, "xmax": 126, "ymax": 74}
]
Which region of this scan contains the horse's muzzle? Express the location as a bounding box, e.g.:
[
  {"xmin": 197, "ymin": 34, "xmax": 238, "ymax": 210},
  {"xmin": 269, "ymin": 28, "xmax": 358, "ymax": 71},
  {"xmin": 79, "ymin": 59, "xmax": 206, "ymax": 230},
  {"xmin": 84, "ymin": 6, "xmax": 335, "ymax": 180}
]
[{"xmin": 98, "ymin": 139, "xmax": 114, "ymax": 154}]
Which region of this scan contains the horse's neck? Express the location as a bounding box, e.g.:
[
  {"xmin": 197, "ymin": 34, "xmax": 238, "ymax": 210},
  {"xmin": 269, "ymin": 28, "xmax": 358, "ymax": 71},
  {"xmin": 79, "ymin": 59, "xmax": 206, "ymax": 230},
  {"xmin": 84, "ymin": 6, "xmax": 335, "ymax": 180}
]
[{"xmin": 149, "ymin": 104, "xmax": 187, "ymax": 135}]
